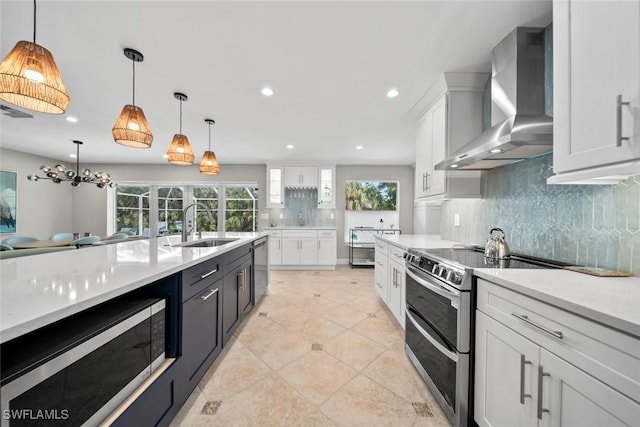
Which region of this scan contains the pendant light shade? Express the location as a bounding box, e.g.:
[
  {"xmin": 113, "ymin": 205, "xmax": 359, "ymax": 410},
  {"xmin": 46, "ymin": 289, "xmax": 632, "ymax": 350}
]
[
  {"xmin": 166, "ymin": 92, "xmax": 194, "ymax": 165},
  {"xmin": 0, "ymin": 1, "xmax": 70, "ymax": 114},
  {"xmin": 112, "ymin": 48, "xmax": 153, "ymax": 148},
  {"xmin": 0, "ymin": 41, "xmax": 70, "ymax": 115},
  {"xmin": 199, "ymin": 118, "xmax": 220, "ymax": 175}
]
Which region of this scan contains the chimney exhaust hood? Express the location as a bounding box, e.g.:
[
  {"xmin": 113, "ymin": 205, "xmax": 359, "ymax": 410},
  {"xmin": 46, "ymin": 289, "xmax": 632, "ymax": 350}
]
[{"xmin": 435, "ymin": 27, "xmax": 552, "ymax": 171}]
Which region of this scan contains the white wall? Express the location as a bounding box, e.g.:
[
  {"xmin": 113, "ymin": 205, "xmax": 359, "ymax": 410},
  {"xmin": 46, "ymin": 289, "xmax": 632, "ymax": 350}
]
[
  {"xmin": 0, "ymin": 149, "xmax": 73, "ymax": 240},
  {"xmin": 336, "ymin": 165, "xmax": 414, "ymax": 261}
]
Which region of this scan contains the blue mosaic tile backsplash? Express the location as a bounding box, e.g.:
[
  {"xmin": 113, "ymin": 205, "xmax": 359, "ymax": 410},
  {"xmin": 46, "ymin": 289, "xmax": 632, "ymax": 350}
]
[{"xmin": 442, "ymin": 153, "xmax": 639, "ymax": 275}]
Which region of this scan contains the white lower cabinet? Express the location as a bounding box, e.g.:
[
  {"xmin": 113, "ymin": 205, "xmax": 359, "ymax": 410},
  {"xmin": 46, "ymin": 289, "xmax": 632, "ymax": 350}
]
[
  {"xmin": 317, "ymin": 230, "xmax": 337, "ymax": 265},
  {"xmin": 282, "ymin": 237, "xmax": 317, "ymax": 265},
  {"xmin": 374, "ymin": 240, "xmax": 388, "ymax": 303},
  {"xmin": 270, "ymin": 228, "xmax": 336, "ymax": 269},
  {"xmin": 475, "ymin": 279, "xmax": 640, "ymax": 427},
  {"xmin": 265, "ymin": 230, "xmax": 282, "ymax": 265},
  {"xmin": 387, "ymin": 257, "xmax": 405, "ymax": 328},
  {"xmin": 373, "ymin": 238, "xmax": 406, "ymax": 328}
]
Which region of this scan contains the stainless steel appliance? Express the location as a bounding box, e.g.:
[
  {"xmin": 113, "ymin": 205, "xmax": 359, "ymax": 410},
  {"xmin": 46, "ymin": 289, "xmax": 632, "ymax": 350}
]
[
  {"xmin": 404, "ymin": 247, "xmax": 566, "ymax": 427},
  {"xmin": 253, "ymin": 237, "xmax": 268, "ymax": 302},
  {"xmin": 1, "ymin": 298, "xmax": 165, "ymax": 427}
]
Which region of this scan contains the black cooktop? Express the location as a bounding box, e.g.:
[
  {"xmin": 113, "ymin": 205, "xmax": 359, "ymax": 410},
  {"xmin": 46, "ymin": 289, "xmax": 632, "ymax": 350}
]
[{"xmin": 419, "ymin": 247, "xmax": 568, "ymax": 270}]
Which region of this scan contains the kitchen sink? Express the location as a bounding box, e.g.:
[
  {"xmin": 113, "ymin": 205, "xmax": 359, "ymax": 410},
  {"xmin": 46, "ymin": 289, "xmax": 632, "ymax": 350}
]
[{"xmin": 177, "ymin": 238, "xmax": 240, "ymax": 248}]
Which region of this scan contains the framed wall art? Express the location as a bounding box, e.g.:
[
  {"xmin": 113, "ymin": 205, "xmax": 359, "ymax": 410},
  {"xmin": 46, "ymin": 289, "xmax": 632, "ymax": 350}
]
[{"xmin": 0, "ymin": 170, "xmax": 17, "ymax": 234}]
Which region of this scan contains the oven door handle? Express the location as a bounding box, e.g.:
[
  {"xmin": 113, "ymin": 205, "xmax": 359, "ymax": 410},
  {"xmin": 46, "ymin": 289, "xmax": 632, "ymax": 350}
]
[
  {"xmin": 406, "ymin": 266, "xmax": 460, "ymax": 299},
  {"xmin": 406, "ymin": 309, "xmax": 458, "ymax": 362}
]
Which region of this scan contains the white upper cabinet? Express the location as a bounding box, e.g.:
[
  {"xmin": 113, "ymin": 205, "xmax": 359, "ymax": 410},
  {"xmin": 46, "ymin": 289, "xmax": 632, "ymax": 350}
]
[
  {"xmin": 414, "ymin": 73, "xmax": 486, "ymax": 202},
  {"xmin": 284, "ymin": 166, "xmax": 318, "ymax": 187},
  {"xmin": 317, "ymin": 166, "xmax": 336, "ymax": 208},
  {"xmin": 549, "ymin": 0, "xmax": 640, "ymax": 184},
  {"xmin": 266, "ymin": 165, "xmax": 284, "ymax": 208}
]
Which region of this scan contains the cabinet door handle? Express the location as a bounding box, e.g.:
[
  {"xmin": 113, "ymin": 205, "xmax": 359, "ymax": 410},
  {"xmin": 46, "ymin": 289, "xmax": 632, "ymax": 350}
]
[
  {"xmin": 425, "ymin": 172, "xmax": 430, "ymax": 191},
  {"xmin": 422, "ymin": 173, "xmax": 427, "ymax": 192},
  {"xmin": 617, "ymin": 94, "xmax": 631, "ymax": 147},
  {"xmin": 200, "ymin": 268, "xmax": 218, "ymax": 279},
  {"xmin": 318, "ymin": 240, "xmax": 320, "ymax": 249},
  {"xmin": 200, "ymin": 288, "xmax": 219, "ymax": 300},
  {"xmin": 519, "ymin": 354, "xmax": 532, "ymax": 404},
  {"xmin": 278, "ymin": 240, "xmax": 281, "ymax": 250},
  {"xmin": 238, "ymin": 270, "xmax": 246, "ymax": 290},
  {"xmin": 512, "ymin": 313, "xmax": 563, "ymax": 340},
  {"xmin": 537, "ymin": 365, "xmax": 551, "ymax": 420}
]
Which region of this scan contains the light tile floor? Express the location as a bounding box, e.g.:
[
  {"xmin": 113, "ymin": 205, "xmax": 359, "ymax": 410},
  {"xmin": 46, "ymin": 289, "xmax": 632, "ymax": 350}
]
[{"xmin": 170, "ymin": 266, "xmax": 452, "ymax": 427}]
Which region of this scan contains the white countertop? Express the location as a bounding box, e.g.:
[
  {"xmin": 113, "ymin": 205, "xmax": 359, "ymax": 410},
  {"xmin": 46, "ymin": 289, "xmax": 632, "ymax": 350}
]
[
  {"xmin": 374, "ymin": 234, "xmax": 461, "ymax": 250},
  {"xmin": 0, "ymin": 233, "xmax": 264, "ymax": 343},
  {"xmin": 474, "ymin": 268, "xmax": 640, "ymax": 338},
  {"xmin": 265, "ymin": 226, "xmax": 337, "ymax": 230}
]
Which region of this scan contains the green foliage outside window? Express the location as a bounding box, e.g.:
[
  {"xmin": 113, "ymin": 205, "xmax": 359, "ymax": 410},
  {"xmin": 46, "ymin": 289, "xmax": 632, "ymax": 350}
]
[{"xmin": 345, "ymin": 181, "xmax": 397, "ymax": 211}]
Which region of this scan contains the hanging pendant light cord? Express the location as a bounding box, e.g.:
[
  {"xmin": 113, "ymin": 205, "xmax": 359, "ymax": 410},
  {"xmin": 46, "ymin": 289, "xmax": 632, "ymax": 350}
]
[
  {"xmin": 131, "ymin": 60, "xmax": 136, "ymax": 106},
  {"xmin": 179, "ymin": 99, "xmax": 183, "ymax": 134},
  {"xmin": 33, "ymin": 0, "xmax": 37, "ymax": 43},
  {"xmin": 208, "ymin": 122, "xmax": 212, "ymax": 150}
]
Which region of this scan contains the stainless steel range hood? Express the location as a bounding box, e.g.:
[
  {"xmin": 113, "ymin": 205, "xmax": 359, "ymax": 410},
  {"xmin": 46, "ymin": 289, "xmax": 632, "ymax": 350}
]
[{"xmin": 435, "ymin": 27, "xmax": 552, "ymax": 170}]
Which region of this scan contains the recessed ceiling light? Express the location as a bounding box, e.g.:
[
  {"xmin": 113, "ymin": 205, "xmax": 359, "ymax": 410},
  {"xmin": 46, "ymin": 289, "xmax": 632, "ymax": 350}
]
[
  {"xmin": 162, "ymin": 154, "xmax": 168, "ymax": 159},
  {"xmin": 66, "ymin": 116, "xmax": 78, "ymax": 123},
  {"xmin": 489, "ymin": 148, "xmax": 502, "ymax": 154},
  {"xmin": 356, "ymin": 145, "xmax": 363, "ymax": 150},
  {"xmin": 286, "ymin": 144, "xmax": 294, "ymax": 149},
  {"xmin": 386, "ymin": 89, "xmax": 399, "ymax": 98},
  {"xmin": 69, "ymin": 153, "xmax": 77, "ymax": 158},
  {"xmin": 261, "ymin": 87, "xmax": 274, "ymax": 97}
]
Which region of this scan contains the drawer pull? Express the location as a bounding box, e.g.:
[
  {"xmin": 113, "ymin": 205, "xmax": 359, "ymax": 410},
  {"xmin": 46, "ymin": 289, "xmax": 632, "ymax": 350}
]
[
  {"xmin": 201, "ymin": 288, "xmax": 219, "ymax": 300},
  {"xmin": 512, "ymin": 313, "xmax": 563, "ymax": 340},
  {"xmin": 200, "ymin": 268, "xmax": 218, "ymax": 279},
  {"xmin": 519, "ymin": 354, "xmax": 532, "ymax": 404},
  {"xmin": 537, "ymin": 365, "xmax": 551, "ymax": 420}
]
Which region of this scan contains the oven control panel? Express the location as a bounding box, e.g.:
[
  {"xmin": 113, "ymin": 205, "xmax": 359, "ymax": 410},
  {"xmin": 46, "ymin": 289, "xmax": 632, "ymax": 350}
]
[{"xmin": 406, "ymin": 249, "xmax": 467, "ymax": 288}]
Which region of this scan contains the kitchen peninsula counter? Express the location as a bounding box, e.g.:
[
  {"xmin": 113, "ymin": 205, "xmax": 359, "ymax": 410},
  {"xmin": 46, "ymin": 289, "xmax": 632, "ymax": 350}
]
[{"xmin": 0, "ymin": 233, "xmax": 265, "ymax": 343}]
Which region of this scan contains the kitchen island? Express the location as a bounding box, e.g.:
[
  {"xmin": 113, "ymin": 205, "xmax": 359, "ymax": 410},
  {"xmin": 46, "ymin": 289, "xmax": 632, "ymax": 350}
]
[{"xmin": 0, "ymin": 233, "xmax": 267, "ymax": 426}]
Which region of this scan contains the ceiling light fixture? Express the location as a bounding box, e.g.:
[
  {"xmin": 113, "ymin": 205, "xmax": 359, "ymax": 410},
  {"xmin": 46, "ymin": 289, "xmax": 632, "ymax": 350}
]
[
  {"xmin": 356, "ymin": 145, "xmax": 363, "ymax": 150},
  {"xmin": 166, "ymin": 92, "xmax": 194, "ymax": 165},
  {"xmin": 65, "ymin": 116, "xmax": 77, "ymax": 123},
  {"xmin": 112, "ymin": 48, "xmax": 153, "ymax": 148},
  {"xmin": 199, "ymin": 118, "xmax": 220, "ymax": 175},
  {"xmin": 261, "ymin": 87, "xmax": 274, "ymax": 96},
  {"xmin": 386, "ymin": 89, "xmax": 399, "ymax": 98},
  {"xmin": 286, "ymin": 145, "xmax": 294, "ymax": 149},
  {"xmin": 0, "ymin": 0, "xmax": 70, "ymax": 114},
  {"xmin": 489, "ymin": 148, "xmax": 503, "ymax": 154},
  {"xmin": 451, "ymin": 164, "xmax": 459, "ymax": 168},
  {"xmin": 27, "ymin": 140, "xmax": 115, "ymax": 188}
]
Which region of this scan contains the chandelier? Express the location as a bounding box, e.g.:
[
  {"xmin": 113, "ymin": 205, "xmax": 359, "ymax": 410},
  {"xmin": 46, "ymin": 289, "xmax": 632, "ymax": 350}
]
[{"xmin": 27, "ymin": 140, "xmax": 115, "ymax": 188}]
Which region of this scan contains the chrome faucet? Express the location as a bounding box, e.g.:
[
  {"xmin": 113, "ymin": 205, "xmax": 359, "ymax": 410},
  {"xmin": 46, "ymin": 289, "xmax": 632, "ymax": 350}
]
[{"xmin": 182, "ymin": 202, "xmax": 214, "ymax": 242}]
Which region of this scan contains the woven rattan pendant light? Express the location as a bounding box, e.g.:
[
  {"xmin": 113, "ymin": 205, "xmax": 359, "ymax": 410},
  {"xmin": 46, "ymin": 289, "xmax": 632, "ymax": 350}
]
[
  {"xmin": 166, "ymin": 92, "xmax": 194, "ymax": 165},
  {"xmin": 0, "ymin": 0, "xmax": 70, "ymax": 114},
  {"xmin": 112, "ymin": 48, "xmax": 153, "ymax": 148},
  {"xmin": 199, "ymin": 119, "xmax": 220, "ymax": 175}
]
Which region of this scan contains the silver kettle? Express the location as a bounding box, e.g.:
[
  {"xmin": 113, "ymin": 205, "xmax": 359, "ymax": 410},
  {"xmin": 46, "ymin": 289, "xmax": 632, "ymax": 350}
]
[{"xmin": 484, "ymin": 228, "xmax": 510, "ymax": 259}]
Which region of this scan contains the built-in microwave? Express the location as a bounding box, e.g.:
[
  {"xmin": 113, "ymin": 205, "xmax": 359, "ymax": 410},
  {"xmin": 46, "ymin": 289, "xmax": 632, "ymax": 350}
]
[{"xmin": 1, "ymin": 297, "xmax": 165, "ymax": 426}]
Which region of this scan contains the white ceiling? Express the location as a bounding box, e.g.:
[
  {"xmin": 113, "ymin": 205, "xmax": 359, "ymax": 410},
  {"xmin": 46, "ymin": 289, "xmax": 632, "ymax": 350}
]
[{"xmin": 0, "ymin": 0, "xmax": 552, "ymax": 165}]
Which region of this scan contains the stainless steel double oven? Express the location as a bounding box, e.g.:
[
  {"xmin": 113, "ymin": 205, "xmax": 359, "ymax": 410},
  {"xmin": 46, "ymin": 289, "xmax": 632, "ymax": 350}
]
[{"xmin": 405, "ymin": 248, "xmax": 472, "ymax": 427}]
